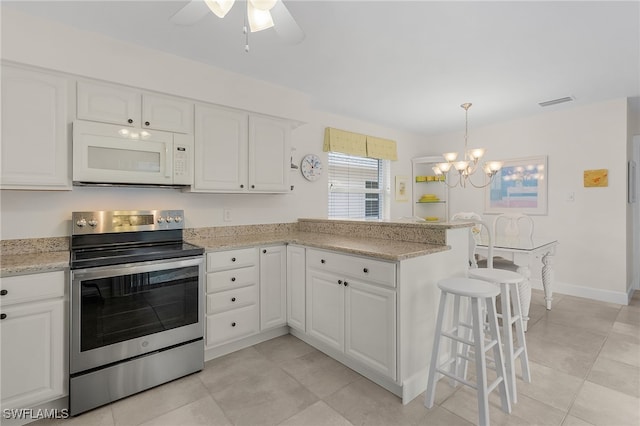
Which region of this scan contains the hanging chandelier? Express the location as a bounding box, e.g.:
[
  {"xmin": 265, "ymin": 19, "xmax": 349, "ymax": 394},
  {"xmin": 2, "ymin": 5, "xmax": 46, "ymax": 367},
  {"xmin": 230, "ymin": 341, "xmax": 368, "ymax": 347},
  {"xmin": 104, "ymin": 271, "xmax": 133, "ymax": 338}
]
[{"xmin": 433, "ymin": 103, "xmax": 503, "ymax": 188}]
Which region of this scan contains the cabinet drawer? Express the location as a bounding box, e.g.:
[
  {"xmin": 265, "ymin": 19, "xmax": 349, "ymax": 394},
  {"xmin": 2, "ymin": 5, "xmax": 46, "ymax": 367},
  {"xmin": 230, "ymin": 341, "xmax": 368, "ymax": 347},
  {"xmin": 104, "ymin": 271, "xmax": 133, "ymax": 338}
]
[
  {"xmin": 207, "ymin": 248, "xmax": 258, "ymax": 272},
  {"xmin": 206, "ymin": 266, "xmax": 257, "ymax": 293},
  {"xmin": 206, "ymin": 305, "xmax": 259, "ymax": 347},
  {"xmin": 207, "ymin": 285, "xmax": 257, "ymax": 314},
  {"xmin": 0, "ymin": 271, "xmax": 65, "ymax": 306},
  {"xmin": 306, "ymin": 249, "xmax": 396, "ymax": 288}
]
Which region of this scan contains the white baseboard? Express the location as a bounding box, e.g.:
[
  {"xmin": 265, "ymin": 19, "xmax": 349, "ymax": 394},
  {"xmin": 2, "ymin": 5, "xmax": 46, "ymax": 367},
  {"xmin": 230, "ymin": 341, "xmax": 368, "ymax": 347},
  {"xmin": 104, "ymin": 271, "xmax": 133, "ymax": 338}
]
[{"xmin": 530, "ymin": 279, "xmax": 630, "ymax": 305}]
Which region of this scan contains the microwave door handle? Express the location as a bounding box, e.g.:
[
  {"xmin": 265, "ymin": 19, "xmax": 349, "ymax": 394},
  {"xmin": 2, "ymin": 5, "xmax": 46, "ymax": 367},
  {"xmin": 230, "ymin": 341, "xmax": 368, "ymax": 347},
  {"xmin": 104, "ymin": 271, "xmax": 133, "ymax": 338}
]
[{"xmin": 165, "ymin": 143, "xmax": 171, "ymax": 178}]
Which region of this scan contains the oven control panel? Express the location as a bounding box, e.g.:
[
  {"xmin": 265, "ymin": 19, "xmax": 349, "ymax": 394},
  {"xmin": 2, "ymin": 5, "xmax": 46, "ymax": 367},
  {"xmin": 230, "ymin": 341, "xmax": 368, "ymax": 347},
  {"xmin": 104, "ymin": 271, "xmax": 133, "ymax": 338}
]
[{"xmin": 72, "ymin": 210, "xmax": 184, "ymax": 235}]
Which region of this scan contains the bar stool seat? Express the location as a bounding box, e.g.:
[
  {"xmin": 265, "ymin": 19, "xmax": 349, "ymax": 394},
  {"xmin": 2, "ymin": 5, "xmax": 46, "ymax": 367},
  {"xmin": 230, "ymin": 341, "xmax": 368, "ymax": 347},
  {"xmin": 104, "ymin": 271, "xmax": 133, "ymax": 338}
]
[
  {"xmin": 468, "ymin": 268, "xmax": 531, "ymax": 404},
  {"xmin": 425, "ymin": 277, "xmax": 511, "ymax": 426}
]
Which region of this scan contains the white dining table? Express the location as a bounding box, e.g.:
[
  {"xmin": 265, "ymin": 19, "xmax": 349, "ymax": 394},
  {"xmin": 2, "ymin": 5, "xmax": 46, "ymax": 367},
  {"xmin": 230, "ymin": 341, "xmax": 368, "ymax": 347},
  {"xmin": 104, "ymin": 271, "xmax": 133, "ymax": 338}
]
[{"xmin": 476, "ymin": 236, "xmax": 559, "ymax": 331}]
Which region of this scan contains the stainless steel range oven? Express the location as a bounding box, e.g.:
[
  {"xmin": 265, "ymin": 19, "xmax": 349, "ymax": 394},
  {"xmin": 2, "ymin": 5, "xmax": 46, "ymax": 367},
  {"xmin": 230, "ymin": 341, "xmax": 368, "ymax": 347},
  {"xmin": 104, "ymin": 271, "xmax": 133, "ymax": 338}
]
[{"xmin": 69, "ymin": 210, "xmax": 204, "ymax": 416}]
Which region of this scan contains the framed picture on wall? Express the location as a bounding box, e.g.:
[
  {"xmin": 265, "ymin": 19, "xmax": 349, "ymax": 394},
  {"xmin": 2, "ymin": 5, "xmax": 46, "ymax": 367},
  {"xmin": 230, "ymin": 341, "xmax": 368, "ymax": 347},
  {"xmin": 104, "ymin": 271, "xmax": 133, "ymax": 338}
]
[
  {"xmin": 395, "ymin": 176, "xmax": 409, "ymax": 202},
  {"xmin": 484, "ymin": 155, "xmax": 548, "ymax": 215}
]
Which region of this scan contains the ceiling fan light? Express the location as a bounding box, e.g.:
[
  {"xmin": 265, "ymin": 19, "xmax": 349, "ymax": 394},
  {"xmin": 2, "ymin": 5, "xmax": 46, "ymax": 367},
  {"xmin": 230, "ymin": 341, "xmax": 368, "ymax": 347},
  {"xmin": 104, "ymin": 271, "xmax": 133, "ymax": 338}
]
[
  {"xmin": 248, "ymin": 1, "xmax": 274, "ymax": 32},
  {"xmin": 204, "ymin": 0, "xmax": 235, "ymax": 18},
  {"xmin": 249, "ymin": 0, "xmax": 278, "ymax": 11}
]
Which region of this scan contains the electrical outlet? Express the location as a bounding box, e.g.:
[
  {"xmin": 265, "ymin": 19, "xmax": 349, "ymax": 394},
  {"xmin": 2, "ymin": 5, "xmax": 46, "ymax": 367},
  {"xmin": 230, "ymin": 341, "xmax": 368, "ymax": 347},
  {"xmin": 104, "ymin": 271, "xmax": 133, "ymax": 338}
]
[{"xmin": 223, "ymin": 209, "xmax": 232, "ymax": 222}]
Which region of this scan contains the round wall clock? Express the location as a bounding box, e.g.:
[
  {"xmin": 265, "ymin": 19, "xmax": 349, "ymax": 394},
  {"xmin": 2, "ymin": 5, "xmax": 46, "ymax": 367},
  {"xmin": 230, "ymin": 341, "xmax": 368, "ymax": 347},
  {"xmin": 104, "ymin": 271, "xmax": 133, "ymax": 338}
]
[{"xmin": 300, "ymin": 154, "xmax": 323, "ymax": 181}]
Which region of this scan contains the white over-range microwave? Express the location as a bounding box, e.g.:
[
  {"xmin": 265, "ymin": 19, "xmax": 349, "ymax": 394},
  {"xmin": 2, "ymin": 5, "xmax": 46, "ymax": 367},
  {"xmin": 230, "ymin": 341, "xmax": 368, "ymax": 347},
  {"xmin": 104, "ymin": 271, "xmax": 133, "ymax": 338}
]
[{"xmin": 72, "ymin": 121, "xmax": 193, "ymax": 186}]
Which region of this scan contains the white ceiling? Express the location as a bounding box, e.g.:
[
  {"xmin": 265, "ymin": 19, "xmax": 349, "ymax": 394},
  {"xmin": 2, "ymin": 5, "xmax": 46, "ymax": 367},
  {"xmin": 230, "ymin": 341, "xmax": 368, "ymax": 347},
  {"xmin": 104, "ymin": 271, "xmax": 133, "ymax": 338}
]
[{"xmin": 4, "ymin": 1, "xmax": 640, "ymax": 136}]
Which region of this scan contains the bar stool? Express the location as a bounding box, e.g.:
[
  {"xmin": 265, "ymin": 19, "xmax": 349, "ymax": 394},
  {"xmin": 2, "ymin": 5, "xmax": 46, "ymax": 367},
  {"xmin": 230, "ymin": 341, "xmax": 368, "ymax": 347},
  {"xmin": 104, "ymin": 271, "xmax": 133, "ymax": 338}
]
[
  {"xmin": 468, "ymin": 268, "xmax": 531, "ymax": 404},
  {"xmin": 425, "ymin": 277, "xmax": 511, "ymax": 426}
]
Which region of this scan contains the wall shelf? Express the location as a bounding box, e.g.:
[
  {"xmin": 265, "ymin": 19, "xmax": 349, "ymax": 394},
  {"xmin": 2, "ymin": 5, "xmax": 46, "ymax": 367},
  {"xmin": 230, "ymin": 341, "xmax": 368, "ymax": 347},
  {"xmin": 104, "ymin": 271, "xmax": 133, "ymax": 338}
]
[{"xmin": 411, "ymin": 156, "xmax": 449, "ymax": 221}]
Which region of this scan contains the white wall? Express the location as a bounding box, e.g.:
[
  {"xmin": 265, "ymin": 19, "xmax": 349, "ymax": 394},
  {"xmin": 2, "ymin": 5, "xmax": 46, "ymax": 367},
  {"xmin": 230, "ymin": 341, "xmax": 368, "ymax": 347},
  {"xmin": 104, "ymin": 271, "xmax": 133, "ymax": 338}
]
[
  {"xmin": 1, "ymin": 8, "xmax": 633, "ymax": 305},
  {"xmin": 423, "ymin": 99, "xmax": 630, "ymax": 303},
  {"xmin": 0, "ymin": 8, "xmax": 417, "ymax": 239}
]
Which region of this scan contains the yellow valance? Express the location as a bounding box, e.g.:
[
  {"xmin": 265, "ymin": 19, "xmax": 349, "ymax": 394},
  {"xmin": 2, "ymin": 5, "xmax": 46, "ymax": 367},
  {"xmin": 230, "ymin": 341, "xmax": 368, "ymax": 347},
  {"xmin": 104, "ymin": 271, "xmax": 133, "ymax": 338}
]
[
  {"xmin": 323, "ymin": 127, "xmax": 367, "ymax": 157},
  {"xmin": 323, "ymin": 127, "xmax": 397, "ymax": 161},
  {"xmin": 366, "ymin": 135, "xmax": 398, "ymax": 161}
]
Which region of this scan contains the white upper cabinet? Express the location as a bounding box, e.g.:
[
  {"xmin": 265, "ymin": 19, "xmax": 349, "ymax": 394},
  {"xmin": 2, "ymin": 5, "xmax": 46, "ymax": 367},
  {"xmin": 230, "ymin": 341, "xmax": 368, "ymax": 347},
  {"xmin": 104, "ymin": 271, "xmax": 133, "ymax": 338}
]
[
  {"xmin": 194, "ymin": 104, "xmax": 248, "ymax": 191},
  {"xmin": 142, "ymin": 93, "xmax": 194, "ymax": 134},
  {"xmin": 248, "ymin": 115, "xmax": 291, "ymax": 192},
  {"xmin": 1, "ymin": 65, "xmax": 72, "ymax": 190},
  {"xmin": 193, "ymin": 105, "xmax": 292, "ymax": 193},
  {"xmin": 77, "ymin": 81, "xmax": 193, "ymax": 134}
]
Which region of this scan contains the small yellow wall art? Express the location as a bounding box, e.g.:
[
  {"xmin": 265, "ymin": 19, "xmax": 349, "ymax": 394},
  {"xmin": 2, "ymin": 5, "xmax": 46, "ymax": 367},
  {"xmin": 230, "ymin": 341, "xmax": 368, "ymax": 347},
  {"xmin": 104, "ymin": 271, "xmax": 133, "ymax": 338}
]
[
  {"xmin": 584, "ymin": 169, "xmax": 608, "ymax": 187},
  {"xmin": 395, "ymin": 176, "xmax": 409, "ymax": 202}
]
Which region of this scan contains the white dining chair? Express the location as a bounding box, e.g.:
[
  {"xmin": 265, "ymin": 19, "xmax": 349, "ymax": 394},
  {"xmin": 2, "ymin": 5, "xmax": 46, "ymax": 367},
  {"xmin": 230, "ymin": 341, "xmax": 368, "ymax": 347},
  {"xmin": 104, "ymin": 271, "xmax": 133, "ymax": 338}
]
[
  {"xmin": 450, "ymin": 212, "xmax": 532, "ymax": 404},
  {"xmin": 477, "ymin": 213, "xmax": 534, "ymax": 271}
]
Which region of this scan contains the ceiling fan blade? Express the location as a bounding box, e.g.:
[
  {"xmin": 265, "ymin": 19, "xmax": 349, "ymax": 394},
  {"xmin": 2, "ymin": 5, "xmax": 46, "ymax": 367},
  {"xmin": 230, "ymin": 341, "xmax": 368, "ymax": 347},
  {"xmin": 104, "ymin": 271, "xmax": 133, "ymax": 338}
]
[
  {"xmin": 170, "ymin": 0, "xmax": 211, "ymax": 26},
  {"xmin": 271, "ymin": 1, "xmax": 305, "ymax": 44}
]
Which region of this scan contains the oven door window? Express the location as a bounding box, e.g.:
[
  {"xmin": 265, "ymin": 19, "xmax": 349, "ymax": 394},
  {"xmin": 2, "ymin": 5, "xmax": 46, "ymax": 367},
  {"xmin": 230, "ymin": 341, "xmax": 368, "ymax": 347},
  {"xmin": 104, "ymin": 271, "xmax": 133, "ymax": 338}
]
[{"xmin": 79, "ymin": 266, "xmax": 199, "ymax": 352}]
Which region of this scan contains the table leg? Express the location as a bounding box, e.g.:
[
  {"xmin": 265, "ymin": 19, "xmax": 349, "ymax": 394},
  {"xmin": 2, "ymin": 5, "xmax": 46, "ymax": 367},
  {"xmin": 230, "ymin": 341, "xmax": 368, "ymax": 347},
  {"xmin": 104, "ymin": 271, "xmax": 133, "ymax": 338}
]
[
  {"xmin": 542, "ymin": 252, "xmax": 555, "ymax": 310},
  {"xmin": 515, "ymin": 265, "xmax": 532, "ymax": 332}
]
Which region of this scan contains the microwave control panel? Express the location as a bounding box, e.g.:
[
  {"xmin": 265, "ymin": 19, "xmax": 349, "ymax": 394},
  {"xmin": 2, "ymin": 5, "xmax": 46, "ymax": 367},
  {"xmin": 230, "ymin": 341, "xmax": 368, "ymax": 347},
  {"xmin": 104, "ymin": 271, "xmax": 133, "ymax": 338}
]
[{"xmin": 173, "ymin": 134, "xmax": 193, "ymax": 185}]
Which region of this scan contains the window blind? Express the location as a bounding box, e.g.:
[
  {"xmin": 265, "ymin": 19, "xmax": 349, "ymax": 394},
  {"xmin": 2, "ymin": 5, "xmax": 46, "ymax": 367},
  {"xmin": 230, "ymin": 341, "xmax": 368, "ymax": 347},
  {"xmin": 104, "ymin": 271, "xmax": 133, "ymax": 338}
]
[{"xmin": 328, "ymin": 152, "xmax": 390, "ymax": 219}]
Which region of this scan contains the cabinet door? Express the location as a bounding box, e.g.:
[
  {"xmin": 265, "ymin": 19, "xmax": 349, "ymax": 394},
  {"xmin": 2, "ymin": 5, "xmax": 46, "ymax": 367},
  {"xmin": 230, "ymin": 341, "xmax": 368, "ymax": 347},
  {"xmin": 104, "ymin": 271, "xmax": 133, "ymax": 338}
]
[
  {"xmin": 260, "ymin": 246, "xmax": 287, "ymax": 330},
  {"xmin": 194, "ymin": 105, "xmax": 248, "ymax": 191},
  {"xmin": 0, "ymin": 299, "xmax": 65, "ymax": 409},
  {"xmin": 306, "ymin": 269, "xmax": 344, "ymax": 352},
  {"xmin": 286, "ymin": 245, "xmax": 306, "ymax": 332},
  {"xmin": 77, "ymin": 81, "xmax": 141, "ymax": 126},
  {"xmin": 248, "ymin": 115, "xmax": 290, "ymax": 192},
  {"xmin": 1, "ymin": 66, "xmax": 71, "ymax": 189},
  {"xmin": 345, "ymin": 279, "xmax": 396, "ymax": 380},
  {"xmin": 142, "ymin": 93, "xmax": 193, "ymax": 134}
]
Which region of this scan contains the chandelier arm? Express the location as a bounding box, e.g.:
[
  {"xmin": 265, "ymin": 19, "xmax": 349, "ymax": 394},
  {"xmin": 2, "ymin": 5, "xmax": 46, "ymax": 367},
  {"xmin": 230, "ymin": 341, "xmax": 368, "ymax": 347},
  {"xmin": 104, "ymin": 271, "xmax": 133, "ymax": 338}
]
[
  {"xmin": 439, "ymin": 176, "xmax": 460, "ymax": 189},
  {"xmin": 466, "ymin": 173, "xmax": 496, "ymax": 189}
]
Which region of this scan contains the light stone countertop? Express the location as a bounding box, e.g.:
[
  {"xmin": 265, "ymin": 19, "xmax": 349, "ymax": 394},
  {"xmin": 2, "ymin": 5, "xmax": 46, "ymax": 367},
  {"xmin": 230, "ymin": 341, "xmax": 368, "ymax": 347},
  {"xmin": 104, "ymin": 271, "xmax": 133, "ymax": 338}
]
[
  {"xmin": 0, "ymin": 251, "xmax": 69, "ymax": 277},
  {"xmin": 187, "ymin": 231, "xmax": 449, "ymax": 261},
  {"xmin": 1, "ymin": 219, "xmax": 471, "ymax": 276}
]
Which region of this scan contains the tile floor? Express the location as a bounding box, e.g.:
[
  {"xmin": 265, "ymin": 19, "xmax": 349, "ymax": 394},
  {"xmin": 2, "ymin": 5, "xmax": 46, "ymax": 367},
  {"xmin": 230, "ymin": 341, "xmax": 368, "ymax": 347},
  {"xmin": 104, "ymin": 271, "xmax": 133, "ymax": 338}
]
[{"xmin": 37, "ymin": 290, "xmax": 640, "ymax": 426}]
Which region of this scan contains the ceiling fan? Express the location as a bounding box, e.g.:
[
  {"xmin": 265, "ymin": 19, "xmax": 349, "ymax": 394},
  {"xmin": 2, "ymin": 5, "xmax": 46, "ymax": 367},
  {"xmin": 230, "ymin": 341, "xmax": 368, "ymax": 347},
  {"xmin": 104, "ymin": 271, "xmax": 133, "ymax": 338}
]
[{"xmin": 170, "ymin": 0, "xmax": 305, "ymax": 45}]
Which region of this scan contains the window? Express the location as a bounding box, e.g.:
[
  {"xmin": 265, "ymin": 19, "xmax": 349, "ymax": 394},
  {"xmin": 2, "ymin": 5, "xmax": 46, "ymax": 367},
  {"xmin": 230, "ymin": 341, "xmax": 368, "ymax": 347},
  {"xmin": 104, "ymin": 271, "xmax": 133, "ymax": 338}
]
[{"xmin": 328, "ymin": 152, "xmax": 390, "ymax": 219}]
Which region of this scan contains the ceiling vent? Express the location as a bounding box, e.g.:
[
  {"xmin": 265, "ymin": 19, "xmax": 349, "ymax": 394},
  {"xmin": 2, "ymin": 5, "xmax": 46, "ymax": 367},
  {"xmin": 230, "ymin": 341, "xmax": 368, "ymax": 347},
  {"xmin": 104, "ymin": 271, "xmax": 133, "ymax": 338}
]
[{"xmin": 538, "ymin": 96, "xmax": 575, "ymax": 107}]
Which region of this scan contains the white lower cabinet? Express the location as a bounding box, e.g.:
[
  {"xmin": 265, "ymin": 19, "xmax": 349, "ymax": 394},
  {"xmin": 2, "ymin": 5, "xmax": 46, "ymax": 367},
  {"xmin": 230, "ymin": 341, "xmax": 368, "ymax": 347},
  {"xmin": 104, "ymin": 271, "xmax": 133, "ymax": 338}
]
[
  {"xmin": 286, "ymin": 245, "xmax": 306, "ymax": 332},
  {"xmin": 305, "ymin": 249, "xmax": 397, "ymax": 380},
  {"xmin": 205, "ymin": 248, "xmax": 259, "ymax": 349},
  {"xmin": 259, "ymin": 245, "xmax": 287, "ymax": 330},
  {"xmin": 0, "ymin": 271, "xmax": 67, "ymax": 410}
]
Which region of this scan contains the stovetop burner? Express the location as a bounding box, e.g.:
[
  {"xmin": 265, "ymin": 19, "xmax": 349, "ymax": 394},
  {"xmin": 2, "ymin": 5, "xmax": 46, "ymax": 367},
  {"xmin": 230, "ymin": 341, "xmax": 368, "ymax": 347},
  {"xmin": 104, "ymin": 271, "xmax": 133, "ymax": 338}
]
[{"xmin": 70, "ymin": 210, "xmax": 204, "ymax": 269}]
